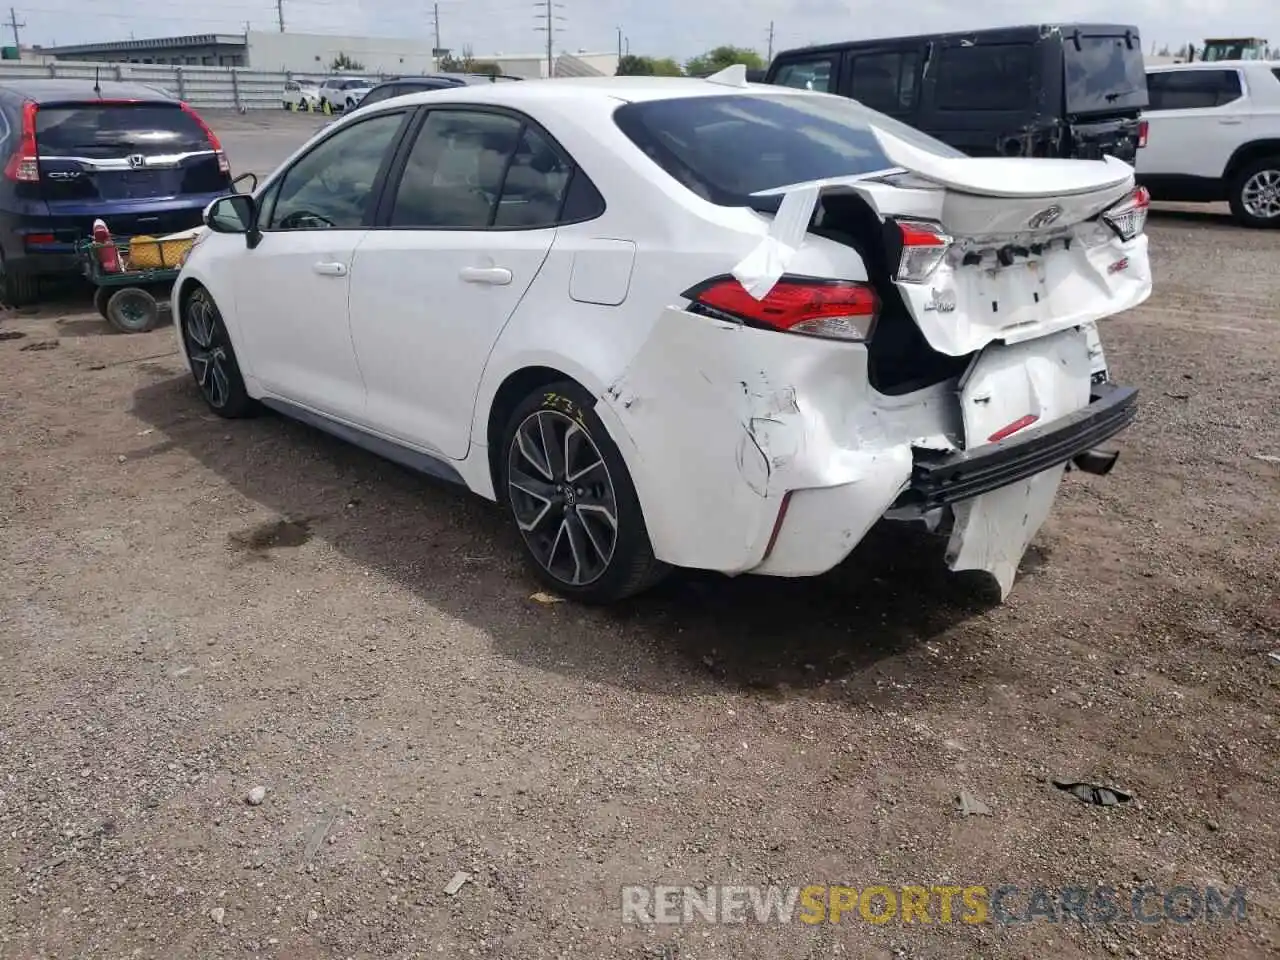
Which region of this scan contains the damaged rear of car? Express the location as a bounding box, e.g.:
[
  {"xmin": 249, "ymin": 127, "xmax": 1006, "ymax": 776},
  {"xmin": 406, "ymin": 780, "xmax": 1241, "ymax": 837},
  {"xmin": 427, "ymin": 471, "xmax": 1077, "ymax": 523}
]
[{"xmin": 604, "ymin": 90, "xmax": 1149, "ymax": 598}]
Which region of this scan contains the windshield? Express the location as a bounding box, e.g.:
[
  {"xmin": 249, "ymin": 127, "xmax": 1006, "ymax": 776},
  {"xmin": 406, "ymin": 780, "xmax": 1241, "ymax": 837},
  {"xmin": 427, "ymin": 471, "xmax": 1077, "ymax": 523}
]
[
  {"xmin": 614, "ymin": 92, "xmax": 965, "ymax": 209},
  {"xmin": 35, "ymin": 103, "xmax": 209, "ymax": 158},
  {"xmin": 1064, "ymin": 34, "xmax": 1149, "ymax": 113}
]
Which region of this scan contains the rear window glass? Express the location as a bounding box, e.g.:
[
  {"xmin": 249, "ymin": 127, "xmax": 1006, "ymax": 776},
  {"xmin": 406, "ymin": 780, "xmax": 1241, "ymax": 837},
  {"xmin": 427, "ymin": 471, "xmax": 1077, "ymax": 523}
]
[
  {"xmin": 934, "ymin": 43, "xmax": 1034, "ymax": 111},
  {"xmin": 35, "ymin": 103, "xmax": 209, "ymax": 158},
  {"xmin": 613, "ymin": 92, "xmax": 965, "ymax": 209},
  {"xmin": 1064, "ymin": 34, "xmax": 1148, "ymax": 113}
]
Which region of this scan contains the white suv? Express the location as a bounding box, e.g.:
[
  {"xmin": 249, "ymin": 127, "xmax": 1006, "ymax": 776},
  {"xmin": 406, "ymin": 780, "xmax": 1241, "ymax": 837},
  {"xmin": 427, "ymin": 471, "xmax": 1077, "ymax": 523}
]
[
  {"xmin": 1137, "ymin": 60, "xmax": 1280, "ymax": 227},
  {"xmin": 317, "ymin": 76, "xmax": 376, "ymax": 112}
]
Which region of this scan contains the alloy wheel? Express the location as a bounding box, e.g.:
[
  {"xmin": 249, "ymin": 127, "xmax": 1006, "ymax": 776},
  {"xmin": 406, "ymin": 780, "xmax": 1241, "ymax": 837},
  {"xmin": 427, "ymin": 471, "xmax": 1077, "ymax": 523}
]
[
  {"xmin": 507, "ymin": 410, "xmax": 619, "ymax": 587},
  {"xmin": 1241, "ymin": 168, "xmax": 1280, "ymax": 221},
  {"xmin": 183, "ymin": 294, "xmax": 232, "ymax": 409}
]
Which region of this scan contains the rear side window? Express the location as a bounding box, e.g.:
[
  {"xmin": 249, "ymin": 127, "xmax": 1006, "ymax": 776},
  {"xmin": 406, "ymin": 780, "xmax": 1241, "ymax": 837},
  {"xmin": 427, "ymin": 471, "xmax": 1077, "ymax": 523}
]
[
  {"xmin": 933, "ymin": 43, "xmax": 1034, "ymax": 111},
  {"xmin": 771, "ymin": 57, "xmax": 836, "ymax": 93},
  {"xmin": 34, "ymin": 103, "xmax": 209, "ymax": 158},
  {"xmin": 1064, "ymin": 34, "xmax": 1148, "ymax": 113},
  {"xmin": 614, "ymin": 93, "xmax": 965, "ymax": 209},
  {"xmin": 360, "ymin": 85, "xmax": 399, "ymax": 106},
  {"xmin": 1146, "ymin": 69, "xmax": 1242, "ymax": 110},
  {"xmin": 849, "ymin": 51, "xmax": 920, "ymax": 113}
]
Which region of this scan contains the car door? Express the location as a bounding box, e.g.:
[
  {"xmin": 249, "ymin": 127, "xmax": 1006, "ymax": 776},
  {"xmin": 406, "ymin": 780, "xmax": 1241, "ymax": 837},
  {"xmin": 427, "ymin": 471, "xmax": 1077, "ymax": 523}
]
[
  {"xmin": 348, "ymin": 106, "xmax": 573, "ymax": 458},
  {"xmin": 231, "ymin": 109, "xmax": 410, "ymax": 420},
  {"xmin": 1139, "ymin": 68, "xmax": 1246, "ymax": 180}
]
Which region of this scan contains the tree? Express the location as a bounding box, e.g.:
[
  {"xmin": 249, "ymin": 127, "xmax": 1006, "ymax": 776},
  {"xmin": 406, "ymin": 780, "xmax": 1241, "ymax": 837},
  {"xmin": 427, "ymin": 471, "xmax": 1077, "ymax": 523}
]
[
  {"xmin": 651, "ymin": 57, "xmax": 683, "ymax": 76},
  {"xmin": 1157, "ymin": 44, "xmax": 1171, "ymax": 57},
  {"xmin": 616, "ymin": 54, "xmax": 655, "ymax": 76},
  {"xmin": 684, "ymin": 46, "xmax": 764, "ymax": 77},
  {"xmin": 330, "ymin": 52, "xmax": 365, "ymax": 71},
  {"xmin": 439, "ymin": 44, "xmax": 502, "ymax": 77}
]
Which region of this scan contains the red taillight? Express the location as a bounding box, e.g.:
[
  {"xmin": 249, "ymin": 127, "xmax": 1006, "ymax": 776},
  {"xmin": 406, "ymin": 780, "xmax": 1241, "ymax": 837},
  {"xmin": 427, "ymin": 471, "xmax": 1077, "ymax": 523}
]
[
  {"xmin": 1137, "ymin": 119, "xmax": 1149, "ymax": 148},
  {"xmin": 987, "ymin": 414, "xmax": 1040, "ymax": 443},
  {"xmin": 1101, "ymin": 185, "xmax": 1150, "ymax": 242},
  {"xmin": 181, "ymin": 101, "xmax": 230, "ymax": 174},
  {"xmin": 894, "ymin": 219, "xmax": 953, "ymax": 283},
  {"xmin": 683, "ymin": 276, "xmax": 880, "ymax": 342},
  {"xmin": 4, "ymin": 101, "xmax": 38, "ymax": 183}
]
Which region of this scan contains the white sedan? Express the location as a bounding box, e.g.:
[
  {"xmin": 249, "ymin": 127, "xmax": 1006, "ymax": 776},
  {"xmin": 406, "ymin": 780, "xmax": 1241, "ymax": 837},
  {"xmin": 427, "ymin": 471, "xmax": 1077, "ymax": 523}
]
[{"xmin": 174, "ymin": 70, "xmax": 1151, "ymax": 603}]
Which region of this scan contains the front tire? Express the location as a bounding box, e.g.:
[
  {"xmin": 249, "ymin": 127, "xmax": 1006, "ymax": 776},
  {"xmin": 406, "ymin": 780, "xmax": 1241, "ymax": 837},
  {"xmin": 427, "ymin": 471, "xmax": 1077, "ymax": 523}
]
[
  {"xmin": 1229, "ymin": 156, "xmax": 1280, "ymax": 228},
  {"xmin": 500, "ymin": 381, "xmax": 667, "ymax": 603},
  {"xmin": 180, "ymin": 286, "xmax": 255, "ymax": 418}
]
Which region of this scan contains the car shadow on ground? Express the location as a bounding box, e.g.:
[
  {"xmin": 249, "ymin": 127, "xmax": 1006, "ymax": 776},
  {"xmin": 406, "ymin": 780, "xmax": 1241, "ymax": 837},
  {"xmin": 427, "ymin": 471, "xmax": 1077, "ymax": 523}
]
[
  {"xmin": 1148, "ymin": 207, "xmax": 1240, "ymax": 230},
  {"xmin": 131, "ymin": 373, "xmax": 1000, "ymax": 700}
]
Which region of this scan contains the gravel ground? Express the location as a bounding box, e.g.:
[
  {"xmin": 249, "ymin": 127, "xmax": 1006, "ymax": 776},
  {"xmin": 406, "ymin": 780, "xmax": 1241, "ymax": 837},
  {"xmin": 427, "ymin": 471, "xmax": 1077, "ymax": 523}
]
[{"xmin": 0, "ymin": 113, "xmax": 1278, "ymax": 959}]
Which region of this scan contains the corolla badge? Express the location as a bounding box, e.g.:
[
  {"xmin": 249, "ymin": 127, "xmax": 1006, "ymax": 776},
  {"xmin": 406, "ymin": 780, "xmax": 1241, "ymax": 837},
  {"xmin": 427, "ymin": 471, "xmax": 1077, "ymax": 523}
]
[{"xmin": 1028, "ymin": 204, "xmax": 1063, "ymax": 229}]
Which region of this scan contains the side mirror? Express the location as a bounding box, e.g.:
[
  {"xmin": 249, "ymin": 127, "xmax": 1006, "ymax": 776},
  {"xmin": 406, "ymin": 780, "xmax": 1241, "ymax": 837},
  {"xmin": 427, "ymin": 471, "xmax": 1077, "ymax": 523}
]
[
  {"xmin": 233, "ymin": 171, "xmax": 259, "ymax": 194},
  {"xmin": 206, "ymin": 194, "xmax": 263, "ymax": 249}
]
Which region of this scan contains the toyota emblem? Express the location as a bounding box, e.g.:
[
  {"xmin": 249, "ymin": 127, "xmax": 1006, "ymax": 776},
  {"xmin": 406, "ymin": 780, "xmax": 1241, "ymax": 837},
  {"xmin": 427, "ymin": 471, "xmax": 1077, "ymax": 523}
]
[
  {"xmin": 1028, "ymin": 205, "xmax": 1063, "ymax": 229},
  {"xmin": 128, "ymin": 154, "xmax": 146, "ymax": 169}
]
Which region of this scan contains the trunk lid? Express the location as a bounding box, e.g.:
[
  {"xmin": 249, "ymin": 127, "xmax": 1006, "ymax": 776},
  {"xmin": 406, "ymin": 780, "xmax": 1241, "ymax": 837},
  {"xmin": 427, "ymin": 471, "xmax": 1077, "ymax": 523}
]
[
  {"xmin": 742, "ymin": 123, "xmax": 1150, "ymax": 357},
  {"xmin": 36, "ymin": 101, "xmax": 227, "ymax": 207}
]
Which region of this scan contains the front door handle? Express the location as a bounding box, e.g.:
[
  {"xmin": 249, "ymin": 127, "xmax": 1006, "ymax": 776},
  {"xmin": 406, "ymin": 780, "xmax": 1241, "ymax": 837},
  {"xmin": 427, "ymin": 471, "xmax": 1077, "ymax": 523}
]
[
  {"xmin": 313, "ymin": 261, "xmax": 348, "ymax": 277},
  {"xmin": 1218, "ymin": 117, "xmax": 1244, "ymax": 124},
  {"xmin": 459, "ymin": 266, "xmax": 512, "ymax": 285}
]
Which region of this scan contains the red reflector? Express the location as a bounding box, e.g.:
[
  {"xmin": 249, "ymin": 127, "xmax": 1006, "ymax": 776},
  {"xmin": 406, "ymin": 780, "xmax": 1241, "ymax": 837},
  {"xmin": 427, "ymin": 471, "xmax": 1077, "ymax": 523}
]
[
  {"xmin": 1137, "ymin": 119, "xmax": 1149, "ymax": 148},
  {"xmin": 684, "ymin": 276, "xmax": 879, "ymax": 341},
  {"xmin": 24, "ymin": 233, "xmax": 56, "ymax": 244},
  {"xmin": 987, "ymin": 414, "xmax": 1040, "ymax": 443}
]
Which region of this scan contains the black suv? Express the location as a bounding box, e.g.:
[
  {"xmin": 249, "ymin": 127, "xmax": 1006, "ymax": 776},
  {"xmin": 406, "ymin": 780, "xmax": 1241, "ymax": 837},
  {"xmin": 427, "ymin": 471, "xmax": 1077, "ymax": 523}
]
[
  {"xmin": 0, "ymin": 79, "xmax": 232, "ymax": 304},
  {"xmin": 765, "ymin": 24, "xmax": 1150, "ymax": 163}
]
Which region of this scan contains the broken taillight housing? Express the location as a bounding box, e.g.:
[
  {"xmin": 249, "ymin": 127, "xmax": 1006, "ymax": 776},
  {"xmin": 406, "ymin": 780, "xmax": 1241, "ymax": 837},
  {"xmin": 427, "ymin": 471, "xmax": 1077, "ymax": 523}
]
[
  {"xmin": 1101, "ymin": 186, "xmax": 1150, "ymax": 241},
  {"xmin": 894, "ymin": 219, "xmax": 952, "ymax": 283},
  {"xmin": 1137, "ymin": 119, "xmax": 1149, "ymax": 148},
  {"xmin": 683, "ymin": 275, "xmax": 880, "ymax": 342},
  {"xmin": 3, "ymin": 100, "xmax": 38, "ymax": 183}
]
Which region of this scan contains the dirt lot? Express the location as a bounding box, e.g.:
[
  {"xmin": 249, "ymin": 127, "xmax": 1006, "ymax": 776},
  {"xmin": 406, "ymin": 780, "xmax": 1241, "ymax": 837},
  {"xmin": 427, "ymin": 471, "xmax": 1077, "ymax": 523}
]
[{"xmin": 1, "ymin": 112, "xmax": 1278, "ymax": 959}]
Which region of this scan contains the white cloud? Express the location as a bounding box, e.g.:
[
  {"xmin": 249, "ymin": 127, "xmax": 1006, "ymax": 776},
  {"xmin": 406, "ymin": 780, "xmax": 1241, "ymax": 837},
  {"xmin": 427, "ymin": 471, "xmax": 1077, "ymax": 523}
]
[{"xmin": 24, "ymin": 0, "xmax": 1280, "ymax": 61}]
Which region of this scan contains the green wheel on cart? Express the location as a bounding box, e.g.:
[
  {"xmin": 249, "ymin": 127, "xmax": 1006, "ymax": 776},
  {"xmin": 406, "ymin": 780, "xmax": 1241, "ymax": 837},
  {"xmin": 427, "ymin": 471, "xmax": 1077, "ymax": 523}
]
[
  {"xmin": 106, "ymin": 287, "xmax": 161, "ymax": 334},
  {"xmin": 94, "ymin": 286, "xmax": 112, "ymax": 320}
]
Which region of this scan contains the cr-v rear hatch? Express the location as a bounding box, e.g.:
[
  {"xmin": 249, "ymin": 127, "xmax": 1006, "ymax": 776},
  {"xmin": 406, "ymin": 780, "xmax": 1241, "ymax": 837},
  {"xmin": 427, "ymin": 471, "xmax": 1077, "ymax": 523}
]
[
  {"xmin": 35, "ymin": 100, "xmax": 230, "ymax": 206},
  {"xmin": 1061, "ymin": 27, "xmax": 1149, "ymax": 163}
]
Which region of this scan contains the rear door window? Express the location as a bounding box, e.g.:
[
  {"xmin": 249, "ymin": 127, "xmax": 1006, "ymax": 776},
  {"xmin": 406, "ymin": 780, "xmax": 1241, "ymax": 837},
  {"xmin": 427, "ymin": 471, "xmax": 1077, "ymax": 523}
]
[
  {"xmin": 770, "ymin": 57, "xmax": 836, "ymax": 93},
  {"xmin": 614, "ymin": 92, "xmax": 965, "ymax": 209},
  {"xmin": 35, "ymin": 103, "xmax": 209, "ymax": 158},
  {"xmin": 933, "ymin": 43, "xmax": 1034, "ymax": 111},
  {"xmin": 848, "ymin": 51, "xmax": 921, "ymax": 114},
  {"xmin": 1146, "ymin": 69, "xmax": 1242, "ymax": 110},
  {"xmin": 1063, "ymin": 34, "xmax": 1148, "ymax": 113}
]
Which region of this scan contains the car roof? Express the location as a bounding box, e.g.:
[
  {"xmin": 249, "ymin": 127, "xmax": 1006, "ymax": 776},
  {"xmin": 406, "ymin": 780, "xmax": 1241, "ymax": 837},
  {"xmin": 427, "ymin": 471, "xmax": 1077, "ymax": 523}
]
[
  {"xmin": 1147, "ymin": 59, "xmax": 1280, "ymax": 72},
  {"xmin": 0, "ymin": 78, "xmax": 177, "ymax": 103},
  {"xmin": 359, "ymin": 75, "xmax": 811, "ymax": 110},
  {"xmin": 772, "ymin": 22, "xmax": 1140, "ymax": 59}
]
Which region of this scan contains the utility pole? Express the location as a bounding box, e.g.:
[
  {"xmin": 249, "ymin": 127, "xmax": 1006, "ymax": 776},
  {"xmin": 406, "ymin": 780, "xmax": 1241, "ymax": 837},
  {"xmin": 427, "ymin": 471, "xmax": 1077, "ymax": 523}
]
[
  {"xmin": 533, "ymin": 0, "xmax": 566, "ymax": 78},
  {"xmin": 616, "ymin": 25, "xmax": 622, "ymax": 61},
  {"xmin": 766, "ymin": 20, "xmax": 775, "ymax": 62},
  {"xmin": 6, "ymin": 7, "xmax": 24, "ymax": 49},
  {"xmin": 275, "ymin": 0, "xmax": 285, "ymax": 33},
  {"xmin": 433, "ymin": 3, "xmax": 441, "ymax": 55}
]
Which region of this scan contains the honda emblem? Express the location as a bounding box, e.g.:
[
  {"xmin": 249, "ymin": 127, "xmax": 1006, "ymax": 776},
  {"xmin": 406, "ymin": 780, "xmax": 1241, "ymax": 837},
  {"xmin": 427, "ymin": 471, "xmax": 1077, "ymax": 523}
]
[
  {"xmin": 128, "ymin": 154, "xmax": 146, "ymax": 169},
  {"xmin": 1027, "ymin": 205, "xmax": 1063, "ymax": 229}
]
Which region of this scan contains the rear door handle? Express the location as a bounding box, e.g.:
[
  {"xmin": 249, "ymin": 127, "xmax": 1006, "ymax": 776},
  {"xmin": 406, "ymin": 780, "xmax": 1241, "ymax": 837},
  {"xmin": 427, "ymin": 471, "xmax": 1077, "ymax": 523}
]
[
  {"xmin": 459, "ymin": 266, "xmax": 512, "ymax": 285},
  {"xmin": 1218, "ymin": 117, "xmax": 1244, "ymax": 124},
  {"xmin": 313, "ymin": 261, "xmax": 348, "ymax": 277}
]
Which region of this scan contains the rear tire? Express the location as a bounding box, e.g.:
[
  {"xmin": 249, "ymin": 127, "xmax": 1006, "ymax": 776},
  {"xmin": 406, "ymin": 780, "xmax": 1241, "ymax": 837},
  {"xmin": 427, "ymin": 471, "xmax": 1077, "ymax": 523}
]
[
  {"xmin": 0, "ymin": 254, "xmax": 39, "ymax": 307},
  {"xmin": 1228, "ymin": 156, "xmax": 1280, "ymax": 228},
  {"xmin": 499, "ymin": 380, "xmax": 668, "ymax": 604},
  {"xmin": 180, "ymin": 286, "xmax": 255, "ymax": 418},
  {"xmin": 94, "ymin": 286, "xmax": 112, "ymax": 320}
]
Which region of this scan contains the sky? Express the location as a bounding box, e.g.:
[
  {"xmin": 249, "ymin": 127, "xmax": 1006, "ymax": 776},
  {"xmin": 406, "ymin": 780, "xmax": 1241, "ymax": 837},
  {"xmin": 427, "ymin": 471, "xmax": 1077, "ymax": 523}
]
[{"xmin": 19, "ymin": 0, "xmax": 1280, "ymax": 61}]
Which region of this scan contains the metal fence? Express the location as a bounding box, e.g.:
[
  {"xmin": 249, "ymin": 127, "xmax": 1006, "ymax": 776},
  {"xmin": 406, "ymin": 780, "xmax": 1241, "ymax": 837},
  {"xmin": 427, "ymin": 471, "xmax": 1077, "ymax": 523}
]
[{"xmin": 0, "ymin": 59, "xmax": 392, "ymax": 110}]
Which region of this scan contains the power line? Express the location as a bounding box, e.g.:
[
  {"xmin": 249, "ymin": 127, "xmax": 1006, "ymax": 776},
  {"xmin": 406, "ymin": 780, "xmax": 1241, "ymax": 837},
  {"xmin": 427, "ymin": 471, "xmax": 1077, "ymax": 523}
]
[{"xmin": 532, "ymin": 0, "xmax": 564, "ymax": 77}]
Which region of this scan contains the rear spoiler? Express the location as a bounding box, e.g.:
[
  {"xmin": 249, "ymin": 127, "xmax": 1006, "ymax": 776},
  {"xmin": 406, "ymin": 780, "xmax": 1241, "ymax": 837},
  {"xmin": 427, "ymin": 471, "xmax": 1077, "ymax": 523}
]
[{"xmin": 732, "ymin": 125, "xmax": 1136, "ymax": 298}]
